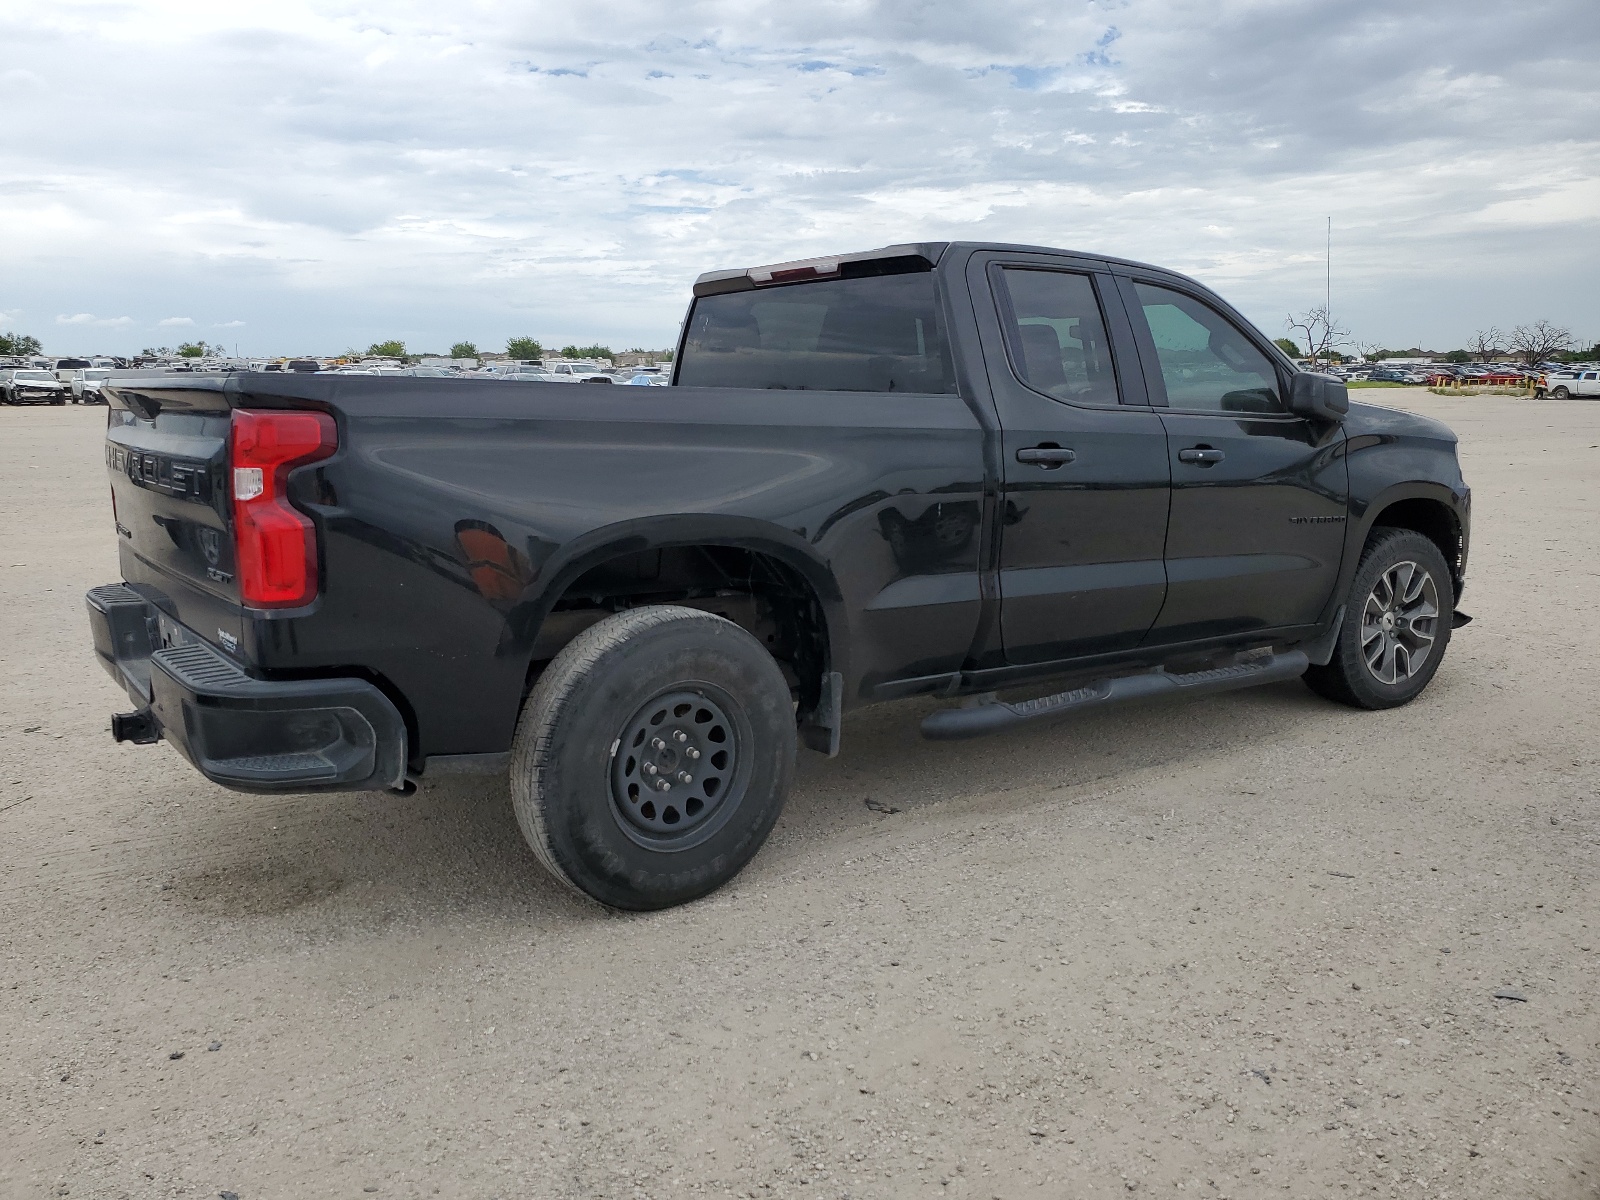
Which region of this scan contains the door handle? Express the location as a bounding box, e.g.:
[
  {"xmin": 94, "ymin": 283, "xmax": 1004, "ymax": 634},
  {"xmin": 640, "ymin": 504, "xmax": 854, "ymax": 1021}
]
[
  {"xmin": 1177, "ymin": 447, "xmax": 1225, "ymax": 466},
  {"xmin": 1016, "ymin": 446, "xmax": 1077, "ymax": 467}
]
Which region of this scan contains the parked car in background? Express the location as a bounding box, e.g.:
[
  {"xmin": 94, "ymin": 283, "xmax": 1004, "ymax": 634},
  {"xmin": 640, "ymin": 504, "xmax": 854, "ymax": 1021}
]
[
  {"xmin": 625, "ymin": 374, "xmax": 671, "ymax": 386},
  {"xmin": 543, "ymin": 363, "xmax": 616, "ymax": 383},
  {"xmin": 1540, "ymin": 370, "xmax": 1600, "ymax": 399},
  {"xmin": 53, "ymin": 358, "xmax": 93, "ymax": 388},
  {"xmin": 71, "ymin": 368, "xmax": 114, "ymax": 404},
  {"xmin": 3, "ymin": 369, "xmax": 68, "ymax": 404}
]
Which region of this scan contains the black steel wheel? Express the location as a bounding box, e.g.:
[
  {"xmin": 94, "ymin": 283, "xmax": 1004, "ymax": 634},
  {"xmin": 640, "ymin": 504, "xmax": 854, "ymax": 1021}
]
[
  {"xmin": 609, "ymin": 687, "xmax": 749, "ymax": 845},
  {"xmin": 1304, "ymin": 526, "xmax": 1455, "ymax": 710},
  {"xmin": 510, "ymin": 605, "xmax": 796, "ymax": 910}
]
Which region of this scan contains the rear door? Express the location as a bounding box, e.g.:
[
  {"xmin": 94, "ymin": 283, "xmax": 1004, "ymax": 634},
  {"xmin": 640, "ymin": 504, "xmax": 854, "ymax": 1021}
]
[
  {"xmin": 968, "ymin": 252, "xmax": 1171, "ymax": 665},
  {"xmin": 1117, "ymin": 276, "xmax": 1348, "ymax": 643}
]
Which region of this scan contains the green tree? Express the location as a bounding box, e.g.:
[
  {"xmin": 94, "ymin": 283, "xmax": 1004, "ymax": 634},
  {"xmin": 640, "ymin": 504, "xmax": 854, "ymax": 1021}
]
[
  {"xmin": 559, "ymin": 343, "xmax": 614, "ymax": 362},
  {"xmin": 506, "ymin": 336, "xmax": 543, "ymax": 360},
  {"xmin": 367, "ymin": 340, "xmax": 407, "ymax": 358},
  {"xmin": 1443, "ymin": 349, "xmax": 1472, "ymax": 364},
  {"xmin": 1273, "ymin": 337, "xmax": 1302, "ymax": 357},
  {"xmin": 0, "ymin": 331, "xmax": 43, "ymax": 356},
  {"xmin": 176, "ymin": 341, "xmax": 209, "ymax": 358},
  {"xmin": 449, "ymin": 341, "xmax": 478, "ymax": 359}
]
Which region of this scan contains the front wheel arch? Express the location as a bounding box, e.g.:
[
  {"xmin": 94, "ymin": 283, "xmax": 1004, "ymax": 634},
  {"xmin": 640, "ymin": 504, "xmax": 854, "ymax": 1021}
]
[{"xmin": 1358, "ymin": 492, "xmax": 1465, "ymax": 602}]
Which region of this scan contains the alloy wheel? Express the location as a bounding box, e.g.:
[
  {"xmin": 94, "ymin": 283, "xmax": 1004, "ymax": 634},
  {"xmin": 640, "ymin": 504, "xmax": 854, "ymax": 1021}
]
[{"xmin": 1360, "ymin": 560, "xmax": 1440, "ymax": 685}]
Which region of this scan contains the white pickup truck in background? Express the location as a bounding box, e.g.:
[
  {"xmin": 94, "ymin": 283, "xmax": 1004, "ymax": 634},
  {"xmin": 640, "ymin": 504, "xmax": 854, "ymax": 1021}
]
[{"xmin": 1541, "ymin": 369, "xmax": 1600, "ymax": 398}]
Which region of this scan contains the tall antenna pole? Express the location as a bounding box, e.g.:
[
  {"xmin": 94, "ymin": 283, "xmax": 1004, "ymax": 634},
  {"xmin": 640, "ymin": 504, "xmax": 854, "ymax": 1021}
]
[{"xmin": 1326, "ymin": 216, "xmax": 1331, "ymax": 315}]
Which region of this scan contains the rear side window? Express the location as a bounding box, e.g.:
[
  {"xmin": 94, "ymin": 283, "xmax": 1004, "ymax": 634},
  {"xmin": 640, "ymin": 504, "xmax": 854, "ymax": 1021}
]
[
  {"xmin": 676, "ymin": 271, "xmax": 956, "ymax": 393},
  {"xmin": 996, "ymin": 268, "xmax": 1119, "ymax": 405}
]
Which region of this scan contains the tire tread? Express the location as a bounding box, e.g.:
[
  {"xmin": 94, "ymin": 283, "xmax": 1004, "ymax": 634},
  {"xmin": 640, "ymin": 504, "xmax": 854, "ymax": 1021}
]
[
  {"xmin": 509, "ymin": 605, "xmax": 784, "ymax": 903},
  {"xmin": 1303, "ymin": 525, "xmax": 1453, "ymax": 710}
]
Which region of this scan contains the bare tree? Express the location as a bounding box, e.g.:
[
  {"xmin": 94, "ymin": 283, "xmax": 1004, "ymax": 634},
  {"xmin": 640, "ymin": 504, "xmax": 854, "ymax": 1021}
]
[
  {"xmin": 1508, "ymin": 319, "xmax": 1572, "ymax": 368},
  {"xmin": 1285, "ymin": 306, "xmax": 1348, "ymax": 367},
  {"xmin": 1468, "ymin": 327, "xmax": 1503, "ymax": 362},
  {"xmin": 1353, "ymin": 339, "xmax": 1381, "ymax": 363}
]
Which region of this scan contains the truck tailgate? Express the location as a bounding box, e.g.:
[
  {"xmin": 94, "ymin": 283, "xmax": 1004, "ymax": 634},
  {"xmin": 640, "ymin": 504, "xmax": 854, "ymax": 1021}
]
[{"xmin": 104, "ymin": 388, "xmax": 243, "ymax": 649}]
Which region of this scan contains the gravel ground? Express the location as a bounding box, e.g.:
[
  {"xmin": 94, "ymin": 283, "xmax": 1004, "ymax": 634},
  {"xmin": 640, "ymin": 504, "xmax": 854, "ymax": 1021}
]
[{"xmin": 2, "ymin": 392, "xmax": 1598, "ymax": 1200}]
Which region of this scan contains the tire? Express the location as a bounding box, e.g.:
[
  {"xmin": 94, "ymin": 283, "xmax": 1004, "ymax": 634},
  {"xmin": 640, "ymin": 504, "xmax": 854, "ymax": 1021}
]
[
  {"xmin": 1552, "ymin": 386, "xmax": 1570, "ymax": 399},
  {"xmin": 509, "ymin": 605, "xmax": 797, "ymax": 910},
  {"xmin": 1304, "ymin": 527, "xmax": 1454, "ymax": 710}
]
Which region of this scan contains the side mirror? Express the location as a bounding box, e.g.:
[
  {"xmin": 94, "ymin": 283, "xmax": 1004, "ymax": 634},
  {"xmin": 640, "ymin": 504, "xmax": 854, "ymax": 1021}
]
[{"xmin": 1289, "ymin": 371, "xmax": 1349, "ymax": 421}]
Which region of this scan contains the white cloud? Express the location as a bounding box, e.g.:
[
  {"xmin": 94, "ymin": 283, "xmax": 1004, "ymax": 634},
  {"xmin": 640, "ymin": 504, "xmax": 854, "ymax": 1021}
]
[
  {"xmin": 1, "ymin": 1, "xmax": 1596, "ymax": 354},
  {"xmin": 214, "ymin": 319, "xmax": 246, "ymax": 327},
  {"xmin": 55, "ymin": 313, "xmax": 134, "ymax": 327},
  {"xmin": 158, "ymin": 316, "xmax": 195, "ymax": 326}
]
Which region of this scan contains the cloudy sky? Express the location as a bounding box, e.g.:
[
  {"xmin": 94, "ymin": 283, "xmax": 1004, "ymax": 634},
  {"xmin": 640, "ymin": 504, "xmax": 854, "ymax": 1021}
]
[{"xmin": 3, "ymin": 0, "xmax": 1597, "ymax": 357}]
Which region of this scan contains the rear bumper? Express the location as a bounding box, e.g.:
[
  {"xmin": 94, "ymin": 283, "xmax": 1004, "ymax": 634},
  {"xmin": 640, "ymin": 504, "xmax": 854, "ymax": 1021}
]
[{"xmin": 87, "ymin": 583, "xmax": 407, "ymax": 794}]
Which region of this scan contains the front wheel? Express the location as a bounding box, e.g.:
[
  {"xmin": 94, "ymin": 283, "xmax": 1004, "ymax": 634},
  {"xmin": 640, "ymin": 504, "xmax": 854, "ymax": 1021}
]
[
  {"xmin": 509, "ymin": 605, "xmax": 797, "ymax": 910},
  {"xmin": 1552, "ymin": 386, "xmax": 1570, "ymax": 399},
  {"xmin": 1303, "ymin": 527, "xmax": 1454, "ymax": 710}
]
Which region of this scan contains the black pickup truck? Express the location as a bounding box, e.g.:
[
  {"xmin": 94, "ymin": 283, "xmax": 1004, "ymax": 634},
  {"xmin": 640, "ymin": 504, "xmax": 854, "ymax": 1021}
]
[{"xmin": 88, "ymin": 241, "xmax": 1470, "ymax": 909}]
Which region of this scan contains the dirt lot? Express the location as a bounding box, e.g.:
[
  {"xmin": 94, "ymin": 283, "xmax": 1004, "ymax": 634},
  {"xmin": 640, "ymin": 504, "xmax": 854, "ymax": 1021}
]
[{"xmin": 2, "ymin": 392, "xmax": 1598, "ymax": 1200}]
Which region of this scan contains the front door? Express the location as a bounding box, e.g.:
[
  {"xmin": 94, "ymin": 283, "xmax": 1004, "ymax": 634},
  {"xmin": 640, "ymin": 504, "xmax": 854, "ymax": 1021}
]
[
  {"xmin": 969, "ymin": 254, "xmax": 1172, "ymax": 665},
  {"xmin": 1118, "ymin": 277, "xmax": 1348, "ymax": 643}
]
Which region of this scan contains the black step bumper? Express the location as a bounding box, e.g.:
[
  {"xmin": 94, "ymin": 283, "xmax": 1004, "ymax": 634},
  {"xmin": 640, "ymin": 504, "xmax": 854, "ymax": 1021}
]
[{"xmin": 87, "ymin": 584, "xmax": 407, "ymax": 794}]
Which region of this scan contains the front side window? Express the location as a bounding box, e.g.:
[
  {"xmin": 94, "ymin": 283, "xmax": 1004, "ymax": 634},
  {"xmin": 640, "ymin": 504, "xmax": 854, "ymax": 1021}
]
[
  {"xmin": 996, "ymin": 268, "xmax": 1119, "ymax": 405},
  {"xmin": 1132, "ymin": 282, "xmax": 1283, "ymax": 414},
  {"xmin": 676, "ymin": 269, "xmax": 955, "ymax": 393}
]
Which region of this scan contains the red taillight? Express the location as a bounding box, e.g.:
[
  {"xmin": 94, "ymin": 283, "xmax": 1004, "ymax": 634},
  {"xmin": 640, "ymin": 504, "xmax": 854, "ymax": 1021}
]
[{"xmin": 230, "ymin": 409, "xmax": 337, "ymax": 608}]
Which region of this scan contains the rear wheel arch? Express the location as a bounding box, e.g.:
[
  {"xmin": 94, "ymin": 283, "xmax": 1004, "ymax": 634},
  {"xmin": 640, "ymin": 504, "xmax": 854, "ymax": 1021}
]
[{"xmin": 515, "ymin": 524, "xmax": 844, "ymax": 722}]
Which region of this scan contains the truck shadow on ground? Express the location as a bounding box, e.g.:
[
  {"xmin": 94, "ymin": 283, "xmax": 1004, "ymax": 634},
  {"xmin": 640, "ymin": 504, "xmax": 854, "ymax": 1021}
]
[{"xmin": 153, "ymin": 677, "xmax": 1346, "ymax": 933}]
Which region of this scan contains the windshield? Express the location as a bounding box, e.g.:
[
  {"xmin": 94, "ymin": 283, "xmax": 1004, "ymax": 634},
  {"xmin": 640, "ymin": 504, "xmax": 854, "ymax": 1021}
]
[
  {"xmin": 85, "ymin": 370, "xmax": 111, "ymax": 379},
  {"xmin": 17, "ymin": 371, "xmax": 53, "ymax": 381},
  {"xmin": 677, "ymin": 268, "xmax": 955, "ymax": 393}
]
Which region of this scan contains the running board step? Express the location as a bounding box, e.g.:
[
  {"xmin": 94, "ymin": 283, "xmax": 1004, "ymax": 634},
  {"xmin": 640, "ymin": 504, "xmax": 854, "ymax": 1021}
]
[{"xmin": 920, "ymin": 650, "xmax": 1310, "ymax": 741}]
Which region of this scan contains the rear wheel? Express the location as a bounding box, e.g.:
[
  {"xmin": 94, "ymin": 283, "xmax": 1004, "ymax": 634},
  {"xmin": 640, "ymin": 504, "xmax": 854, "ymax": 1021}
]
[
  {"xmin": 509, "ymin": 605, "xmax": 797, "ymax": 909},
  {"xmin": 1303, "ymin": 527, "xmax": 1454, "ymax": 709}
]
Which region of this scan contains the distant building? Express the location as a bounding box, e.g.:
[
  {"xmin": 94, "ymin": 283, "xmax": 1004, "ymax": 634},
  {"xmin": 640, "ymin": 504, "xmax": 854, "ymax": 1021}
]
[{"xmin": 614, "ymin": 350, "xmax": 673, "ymax": 368}]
